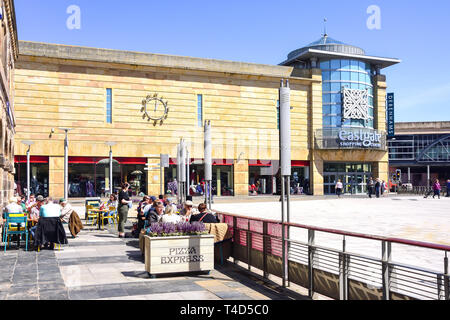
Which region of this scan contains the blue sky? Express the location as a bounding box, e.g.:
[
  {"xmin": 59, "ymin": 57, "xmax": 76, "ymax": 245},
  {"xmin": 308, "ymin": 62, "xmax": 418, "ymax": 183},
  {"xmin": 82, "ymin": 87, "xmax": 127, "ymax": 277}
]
[{"xmin": 15, "ymin": 0, "xmax": 450, "ymax": 123}]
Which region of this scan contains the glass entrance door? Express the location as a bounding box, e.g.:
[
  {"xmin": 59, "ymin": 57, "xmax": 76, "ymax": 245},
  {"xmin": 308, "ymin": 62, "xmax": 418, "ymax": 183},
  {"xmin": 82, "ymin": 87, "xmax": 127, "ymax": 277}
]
[{"xmin": 323, "ymin": 163, "xmax": 373, "ymax": 195}]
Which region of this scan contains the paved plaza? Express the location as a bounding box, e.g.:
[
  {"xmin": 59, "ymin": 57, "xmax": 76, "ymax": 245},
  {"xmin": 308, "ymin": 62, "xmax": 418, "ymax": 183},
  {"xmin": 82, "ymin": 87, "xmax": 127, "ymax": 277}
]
[
  {"xmin": 0, "ymin": 216, "xmax": 311, "ymax": 301},
  {"xmin": 1, "ymin": 195, "xmax": 448, "ymax": 300},
  {"xmin": 212, "ymin": 195, "xmax": 450, "ymax": 273}
]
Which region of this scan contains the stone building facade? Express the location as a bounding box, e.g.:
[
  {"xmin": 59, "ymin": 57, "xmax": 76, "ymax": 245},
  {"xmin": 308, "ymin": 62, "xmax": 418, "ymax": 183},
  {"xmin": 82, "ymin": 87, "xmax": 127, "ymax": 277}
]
[
  {"xmin": 0, "ymin": 0, "xmax": 18, "ymax": 208},
  {"xmin": 13, "ymin": 35, "xmax": 399, "ymax": 198}
]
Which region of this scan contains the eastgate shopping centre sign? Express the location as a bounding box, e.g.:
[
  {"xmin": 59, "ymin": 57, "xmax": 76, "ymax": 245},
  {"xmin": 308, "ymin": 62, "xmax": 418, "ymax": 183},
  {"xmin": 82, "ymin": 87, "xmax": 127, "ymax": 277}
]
[
  {"xmin": 338, "ymin": 129, "xmax": 382, "ymax": 148},
  {"xmin": 315, "ymin": 128, "xmax": 387, "ymax": 151}
]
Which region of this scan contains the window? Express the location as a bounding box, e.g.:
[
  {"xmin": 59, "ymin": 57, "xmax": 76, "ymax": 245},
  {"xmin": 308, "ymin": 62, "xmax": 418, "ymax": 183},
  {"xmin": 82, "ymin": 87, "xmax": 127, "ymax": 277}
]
[
  {"xmin": 277, "ymin": 100, "xmax": 280, "ymax": 130},
  {"xmin": 197, "ymin": 94, "xmax": 203, "ymax": 127},
  {"xmin": 106, "ymin": 88, "xmax": 112, "ymax": 123}
]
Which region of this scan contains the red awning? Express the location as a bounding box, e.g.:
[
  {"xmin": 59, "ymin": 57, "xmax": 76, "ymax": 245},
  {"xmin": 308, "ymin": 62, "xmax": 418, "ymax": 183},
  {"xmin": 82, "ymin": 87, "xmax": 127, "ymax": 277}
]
[
  {"xmin": 249, "ymin": 160, "xmax": 272, "ymax": 167},
  {"xmin": 292, "ymin": 160, "xmax": 310, "ymax": 167},
  {"xmin": 169, "ymin": 158, "xmax": 233, "ymax": 166},
  {"xmin": 68, "ymin": 157, "xmax": 147, "ymax": 165},
  {"xmin": 14, "ymin": 156, "xmax": 49, "ymax": 164}
]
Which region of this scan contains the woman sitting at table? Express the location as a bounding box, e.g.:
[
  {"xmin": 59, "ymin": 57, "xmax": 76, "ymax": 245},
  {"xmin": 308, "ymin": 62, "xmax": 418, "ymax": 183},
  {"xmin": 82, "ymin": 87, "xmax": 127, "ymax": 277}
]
[
  {"xmin": 189, "ymin": 203, "xmax": 219, "ymax": 223},
  {"xmin": 161, "ymin": 204, "xmax": 182, "ymax": 224}
]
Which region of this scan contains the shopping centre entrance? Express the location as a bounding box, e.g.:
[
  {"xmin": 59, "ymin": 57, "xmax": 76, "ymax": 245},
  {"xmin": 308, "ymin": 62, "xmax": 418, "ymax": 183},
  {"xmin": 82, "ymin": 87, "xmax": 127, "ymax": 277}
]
[{"xmin": 323, "ymin": 163, "xmax": 373, "ymax": 195}]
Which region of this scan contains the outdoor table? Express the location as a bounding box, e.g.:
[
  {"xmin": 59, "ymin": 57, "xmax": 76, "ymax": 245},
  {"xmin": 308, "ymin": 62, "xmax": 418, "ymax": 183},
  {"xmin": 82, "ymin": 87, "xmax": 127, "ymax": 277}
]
[{"xmin": 90, "ymin": 208, "xmax": 109, "ymax": 230}]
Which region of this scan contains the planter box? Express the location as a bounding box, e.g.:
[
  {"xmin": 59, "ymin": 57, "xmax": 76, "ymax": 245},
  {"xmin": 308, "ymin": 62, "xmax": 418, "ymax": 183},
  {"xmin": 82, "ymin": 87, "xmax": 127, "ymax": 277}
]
[{"xmin": 144, "ymin": 234, "xmax": 214, "ymax": 276}]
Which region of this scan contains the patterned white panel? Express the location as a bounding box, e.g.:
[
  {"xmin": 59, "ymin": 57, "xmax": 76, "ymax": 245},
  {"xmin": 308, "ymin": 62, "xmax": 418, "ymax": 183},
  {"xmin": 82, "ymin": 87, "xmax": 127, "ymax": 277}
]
[{"xmin": 342, "ymin": 88, "xmax": 369, "ymax": 121}]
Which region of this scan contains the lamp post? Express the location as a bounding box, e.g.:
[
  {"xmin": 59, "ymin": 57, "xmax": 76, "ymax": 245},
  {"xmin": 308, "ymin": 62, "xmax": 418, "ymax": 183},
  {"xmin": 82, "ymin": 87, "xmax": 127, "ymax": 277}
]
[
  {"xmin": 21, "ymin": 140, "xmax": 34, "ymax": 201},
  {"xmin": 106, "ymin": 142, "xmax": 117, "ymax": 196},
  {"xmin": 204, "ymin": 120, "xmax": 212, "ymax": 210},
  {"xmin": 279, "ymin": 79, "xmax": 291, "ymax": 288},
  {"xmin": 58, "ymin": 128, "xmax": 73, "ymax": 200}
]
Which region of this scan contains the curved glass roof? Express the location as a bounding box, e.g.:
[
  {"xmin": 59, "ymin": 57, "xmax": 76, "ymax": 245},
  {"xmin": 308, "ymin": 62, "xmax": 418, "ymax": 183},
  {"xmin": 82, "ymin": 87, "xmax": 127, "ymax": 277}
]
[
  {"xmin": 306, "ymin": 36, "xmax": 347, "ymax": 47},
  {"xmin": 287, "ymin": 35, "xmax": 366, "ymax": 60}
]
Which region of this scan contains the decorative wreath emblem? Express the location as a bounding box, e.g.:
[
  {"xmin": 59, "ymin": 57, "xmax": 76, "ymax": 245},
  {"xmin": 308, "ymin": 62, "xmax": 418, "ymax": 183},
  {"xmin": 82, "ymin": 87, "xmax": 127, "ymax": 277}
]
[{"xmin": 140, "ymin": 93, "xmax": 169, "ymax": 126}]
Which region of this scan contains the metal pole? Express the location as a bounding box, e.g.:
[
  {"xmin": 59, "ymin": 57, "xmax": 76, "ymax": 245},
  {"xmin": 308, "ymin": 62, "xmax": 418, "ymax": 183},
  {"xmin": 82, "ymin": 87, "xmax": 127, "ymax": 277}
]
[
  {"xmin": 186, "ymin": 150, "xmax": 190, "ymax": 198},
  {"xmin": 382, "ymin": 241, "xmax": 391, "ymax": 300},
  {"xmin": 286, "ymin": 175, "xmax": 290, "ymax": 287},
  {"xmin": 64, "ymin": 131, "xmax": 68, "ymax": 200},
  {"xmin": 26, "ymin": 147, "xmax": 30, "ymax": 200},
  {"xmin": 444, "ymin": 251, "xmax": 449, "ymax": 300},
  {"xmin": 281, "ymin": 176, "xmax": 286, "ymax": 288},
  {"xmin": 408, "ymin": 167, "xmax": 411, "ymax": 184},
  {"xmin": 109, "ymin": 147, "xmax": 113, "ymax": 195},
  {"xmin": 427, "ymin": 165, "xmax": 430, "ymax": 189}
]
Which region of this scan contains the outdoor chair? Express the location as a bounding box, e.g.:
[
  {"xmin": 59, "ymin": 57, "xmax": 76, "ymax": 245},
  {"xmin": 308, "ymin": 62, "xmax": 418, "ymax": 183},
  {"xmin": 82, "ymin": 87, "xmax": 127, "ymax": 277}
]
[
  {"xmin": 86, "ymin": 205, "xmax": 99, "ymax": 226},
  {"xmin": 101, "ymin": 206, "xmax": 117, "ymax": 229},
  {"xmin": 2, "ymin": 212, "xmax": 29, "ymax": 252}
]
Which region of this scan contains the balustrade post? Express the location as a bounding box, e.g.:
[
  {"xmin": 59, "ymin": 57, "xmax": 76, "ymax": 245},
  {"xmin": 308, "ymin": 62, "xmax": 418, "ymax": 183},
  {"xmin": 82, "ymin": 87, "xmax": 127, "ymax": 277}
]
[
  {"xmin": 263, "ymin": 221, "xmax": 268, "ymax": 279},
  {"xmin": 382, "ymin": 241, "xmax": 391, "ymax": 300},
  {"xmin": 339, "ymin": 236, "xmax": 348, "ymax": 300},
  {"xmin": 247, "ymin": 220, "xmax": 251, "ymax": 272},
  {"xmin": 233, "ymin": 216, "xmax": 237, "ymax": 264},
  {"xmin": 444, "ymin": 252, "xmax": 449, "ymax": 300},
  {"xmin": 308, "ymin": 229, "xmax": 315, "ymax": 298}
]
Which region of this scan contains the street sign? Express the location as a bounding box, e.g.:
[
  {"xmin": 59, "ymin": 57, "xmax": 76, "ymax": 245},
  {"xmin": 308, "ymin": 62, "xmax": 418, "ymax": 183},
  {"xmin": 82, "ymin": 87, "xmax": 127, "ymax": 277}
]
[
  {"xmin": 160, "ymin": 154, "xmax": 169, "ymax": 168},
  {"xmin": 387, "ymin": 93, "xmax": 395, "ymax": 138}
]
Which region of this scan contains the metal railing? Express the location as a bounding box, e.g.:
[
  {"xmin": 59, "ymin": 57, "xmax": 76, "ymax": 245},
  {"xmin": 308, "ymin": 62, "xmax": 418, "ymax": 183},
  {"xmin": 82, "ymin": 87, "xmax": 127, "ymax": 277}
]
[
  {"xmin": 397, "ymin": 185, "xmax": 448, "ymax": 196},
  {"xmin": 216, "ymin": 210, "xmax": 450, "ymax": 300}
]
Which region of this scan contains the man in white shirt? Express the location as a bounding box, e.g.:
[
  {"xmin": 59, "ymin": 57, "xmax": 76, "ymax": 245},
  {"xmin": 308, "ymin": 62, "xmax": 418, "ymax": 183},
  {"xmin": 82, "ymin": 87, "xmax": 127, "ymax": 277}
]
[
  {"xmin": 5, "ymin": 197, "xmax": 24, "ymax": 214},
  {"xmin": 40, "ymin": 198, "xmax": 62, "ymax": 218}
]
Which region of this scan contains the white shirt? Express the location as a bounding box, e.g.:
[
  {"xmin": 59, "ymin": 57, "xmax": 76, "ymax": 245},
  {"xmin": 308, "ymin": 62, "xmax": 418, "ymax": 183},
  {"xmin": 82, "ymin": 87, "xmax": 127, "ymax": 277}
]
[
  {"xmin": 40, "ymin": 203, "xmax": 61, "ymax": 218},
  {"xmin": 336, "ymin": 182, "xmax": 343, "ymax": 189},
  {"xmin": 161, "ymin": 214, "xmax": 182, "ymax": 224},
  {"xmin": 5, "ymin": 203, "xmax": 23, "ymax": 214},
  {"xmin": 60, "ymin": 203, "xmax": 74, "ymax": 223}
]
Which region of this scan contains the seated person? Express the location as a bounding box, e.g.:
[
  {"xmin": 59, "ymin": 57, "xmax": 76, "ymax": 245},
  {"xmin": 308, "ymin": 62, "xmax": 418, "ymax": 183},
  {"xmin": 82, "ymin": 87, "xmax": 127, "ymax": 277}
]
[
  {"xmin": 59, "ymin": 198, "xmax": 74, "ymax": 224},
  {"xmin": 180, "ymin": 200, "xmax": 196, "ymax": 222},
  {"xmin": 4, "ymin": 196, "xmax": 25, "ymax": 232},
  {"xmin": 161, "ymin": 205, "xmax": 182, "ymax": 224},
  {"xmin": 146, "ymin": 200, "xmax": 164, "ymax": 224},
  {"xmin": 190, "ymin": 203, "xmax": 219, "ymax": 223},
  {"xmin": 39, "ymin": 198, "xmax": 62, "ymax": 218},
  {"xmin": 29, "ymin": 195, "xmax": 44, "ymax": 237},
  {"xmin": 137, "ymin": 196, "xmax": 150, "ymax": 230},
  {"xmin": 5, "ymin": 196, "xmax": 24, "ymax": 214}
]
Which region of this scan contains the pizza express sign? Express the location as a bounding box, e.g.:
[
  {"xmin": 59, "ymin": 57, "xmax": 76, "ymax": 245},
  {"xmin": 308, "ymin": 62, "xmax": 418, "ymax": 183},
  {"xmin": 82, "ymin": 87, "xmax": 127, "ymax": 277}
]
[
  {"xmin": 338, "ymin": 129, "xmax": 382, "ymax": 148},
  {"xmin": 160, "ymin": 247, "xmax": 205, "ymax": 264}
]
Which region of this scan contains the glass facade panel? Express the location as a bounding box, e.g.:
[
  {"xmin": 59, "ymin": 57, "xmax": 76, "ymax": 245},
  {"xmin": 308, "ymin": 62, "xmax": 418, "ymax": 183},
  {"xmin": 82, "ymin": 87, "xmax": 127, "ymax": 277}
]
[
  {"xmin": 14, "ymin": 163, "xmax": 49, "ymax": 197},
  {"xmin": 341, "ymin": 60, "xmax": 350, "ymax": 69},
  {"xmin": 330, "ymin": 59, "xmax": 340, "ymax": 69},
  {"xmin": 320, "ymin": 60, "xmax": 330, "ymax": 69},
  {"xmin": 321, "ymin": 59, "xmax": 374, "ymax": 129},
  {"xmin": 341, "ymin": 71, "xmax": 350, "ymax": 81},
  {"xmin": 331, "ymin": 71, "xmax": 340, "ymax": 81}
]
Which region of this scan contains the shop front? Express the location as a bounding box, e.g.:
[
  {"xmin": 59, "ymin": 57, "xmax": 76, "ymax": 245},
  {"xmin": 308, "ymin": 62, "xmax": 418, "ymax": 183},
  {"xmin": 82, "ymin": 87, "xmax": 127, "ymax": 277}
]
[
  {"xmin": 248, "ymin": 160, "xmax": 310, "ymax": 195},
  {"xmin": 14, "ymin": 156, "xmax": 50, "ymax": 197},
  {"xmin": 68, "ymin": 157, "xmax": 147, "ymax": 198},
  {"xmin": 165, "ymin": 158, "xmax": 234, "ymax": 197}
]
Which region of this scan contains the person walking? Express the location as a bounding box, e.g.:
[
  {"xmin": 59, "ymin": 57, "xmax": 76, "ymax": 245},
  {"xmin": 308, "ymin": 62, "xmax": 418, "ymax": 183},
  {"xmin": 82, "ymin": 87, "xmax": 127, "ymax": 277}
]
[
  {"xmin": 446, "ymin": 179, "xmax": 450, "ymax": 197},
  {"xmin": 381, "ymin": 180, "xmax": 386, "ymax": 197},
  {"xmin": 432, "ymin": 179, "xmax": 441, "ymax": 199},
  {"xmin": 118, "ymin": 183, "xmax": 132, "ymax": 238},
  {"xmin": 367, "ymin": 177, "xmax": 375, "ymax": 198},
  {"xmin": 335, "ymin": 179, "xmax": 343, "ymax": 198},
  {"xmin": 375, "ymin": 178, "xmax": 381, "ymax": 198}
]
